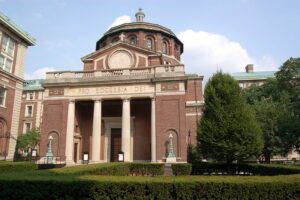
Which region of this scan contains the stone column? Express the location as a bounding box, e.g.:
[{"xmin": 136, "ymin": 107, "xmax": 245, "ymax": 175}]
[
  {"xmin": 122, "ymin": 97, "xmax": 131, "ymax": 162},
  {"xmin": 151, "ymin": 97, "xmax": 156, "ymax": 162},
  {"xmin": 65, "ymin": 99, "xmax": 75, "ymax": 164},
  {"xmin": 92, "ymin": 99, "xmax": 102, "ymax": 163}
]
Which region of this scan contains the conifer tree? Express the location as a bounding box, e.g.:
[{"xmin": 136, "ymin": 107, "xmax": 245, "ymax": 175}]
[{"xmin": 197, "ymin": 72, "xmax": 263, "ymax": 164}]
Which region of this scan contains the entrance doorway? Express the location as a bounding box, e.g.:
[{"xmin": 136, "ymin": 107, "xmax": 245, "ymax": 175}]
[
  {"xmin": 110, "ymin": 128, "xmax": 121, "ymax": 162},
  {"xmin": 74, "ymin": 143, "xmax": 78, "ymax": 163}
]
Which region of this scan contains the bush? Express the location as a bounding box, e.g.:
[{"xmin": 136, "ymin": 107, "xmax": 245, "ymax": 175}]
[
  {"xmin": 172, "ymin": 163, "xmax": 192, "ymax": 175},
  {"xmin": 129, "ymin": 163, "xmax": 164, "ymax": 176},
  {"xmin": 1, "ymin": 178, "xmax": 300, "ymax": 200},
  {"xmin": 0, "ymin": 161, "xmax": 37, "ymax": 173},
  {"xmin": 51, "ymin": 163, "xmax": 131, "ymax": 176},
  {"xmin": 191, "ymin": 162, "xmax": 300, "ymax": 175},
  {"xmin": 51, "ymin": 163, "xmax": 164, "ymax": 176}
]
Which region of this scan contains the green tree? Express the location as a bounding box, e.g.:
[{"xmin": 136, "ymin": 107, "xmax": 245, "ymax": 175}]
[
  {"xmin": 17, "ymin": 128, "xmax": 40, "ymax": 154},
  {"xmin": 197, "ymin": 72, "xmax": 263, "ymax": 164},
  {"xmin": 276, "ymin": 57, "xmax": 300, "ymax": 152}
]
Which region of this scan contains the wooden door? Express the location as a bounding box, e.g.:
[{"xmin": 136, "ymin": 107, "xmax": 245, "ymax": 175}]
[
  {"xmin": 110, "ymin": 128, "xmax": 121, "ymax": 162},
  {"xmin": 74, "ymin": 143, "xmax": 78, "ymax": 163}
]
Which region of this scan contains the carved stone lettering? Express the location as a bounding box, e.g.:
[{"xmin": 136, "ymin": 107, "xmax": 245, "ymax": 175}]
[{"xmin": 49, "ymin": 88, "xmax": 64, "ymax": 96}]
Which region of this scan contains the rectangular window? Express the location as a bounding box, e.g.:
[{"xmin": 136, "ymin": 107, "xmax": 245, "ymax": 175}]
[
  {"xmin": 29, "ymin": 92, "xmax": 33, "ymax": 100},
  {"xmin": 5, "ymin": 59, "xmax": 12, "ymax": 72},
  {"xmin": 26, "ymin": 105, "xmax": 33, "ymax": 117},
  {"xmin": 0, "ymin": 88, "xmax": 6, "ymax": 107},
  {"xmin": 0, "ymin": 56, "xmax": 4, "ymax": 69},
  {"xmin": 1, "ymin": 35, "xmax": 8, "ymax": 52},
  {"xmin": 8, "ymin": 40, "xmax": 15, "ymax": 56},
  {"xmin": 24, "ymin": 122, "xmax": 31, "ymax": 133},
  {"xmin": 27, "ymin": 92, "xmax": 34, "ymax": 100},
  {"xmin": 1, "ymin": 35, "xmax": 15, "ymax": 56}
]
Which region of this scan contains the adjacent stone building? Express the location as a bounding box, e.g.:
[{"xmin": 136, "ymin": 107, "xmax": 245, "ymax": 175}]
[
  {"xmin": 231, "ymin": 64, "xmax": 276, "ymax": 88},
  {"xmin": 0, "ymin": 12, "xmax": 35, "ymax": 160}
]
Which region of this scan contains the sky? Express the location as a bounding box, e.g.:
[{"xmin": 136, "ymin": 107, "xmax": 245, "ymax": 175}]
[{"xmin": 1, "ymin": 0, "xmax": 300, "ymax": 82}]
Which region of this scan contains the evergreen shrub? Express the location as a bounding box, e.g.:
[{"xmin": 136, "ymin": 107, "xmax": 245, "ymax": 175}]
[
  {"xmin": 191, "ymin": 162, "xmax": 300, "ymax": 175},
  {"xmin": 0, "ymin": 179, "xmax": 300, "ymax": 200},
  {"xmin": 171, "ymin": 163, "xmax": 192, "ymax": 175},
  {"xmin": 0, "ymin": 161, "xmax": 37, "ymax": 173}
]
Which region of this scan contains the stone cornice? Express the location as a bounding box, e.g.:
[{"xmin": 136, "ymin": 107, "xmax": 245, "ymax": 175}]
[
  {"xmin": 42, "ymin": 74, "xmax": 198, "ymax": 88},
  {"xmin": 0, "ymin": 69, "xmax": 24, "ymax": 84}
]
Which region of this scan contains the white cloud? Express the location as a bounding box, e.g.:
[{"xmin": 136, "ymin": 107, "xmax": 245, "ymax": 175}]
[
  {"xmin": 177, "ymin": 30, "xmax": 278, "ymax": 82},
  {"xmin": 107, "ymin": 15, "xmax": 131, "ymax": 30},
  {"xmin": 25, "ymin": 67, "xmax": 56, "ymax": 80}
]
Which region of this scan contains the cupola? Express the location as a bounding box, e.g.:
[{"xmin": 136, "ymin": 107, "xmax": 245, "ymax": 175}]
[{"xmin": 135, "ymin": 8, "xmax": 145, "ymax": 22}]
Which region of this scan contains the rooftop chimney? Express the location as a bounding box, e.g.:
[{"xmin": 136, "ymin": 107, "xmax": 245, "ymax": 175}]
[{"xmin": 245, "ymin": 64, "xmax": 254, "ymax": 73}]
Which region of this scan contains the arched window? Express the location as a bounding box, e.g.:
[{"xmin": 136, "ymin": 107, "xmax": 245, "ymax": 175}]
[
  {"xmin": 162, "ymin": 41, "xmax": 168, "ymax": 54},
  {"xmin": 146, "ymin": 38, "xmax": 153, "ymax": 49},
  {"xmin": 129, "ymin": 37, "xmax": 137, "ymax": 45}
]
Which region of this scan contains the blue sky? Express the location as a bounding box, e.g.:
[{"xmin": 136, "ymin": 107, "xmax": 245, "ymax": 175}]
[{"xmin": 1, "ymin": 0, "xmax": 299, "ymax": 81}]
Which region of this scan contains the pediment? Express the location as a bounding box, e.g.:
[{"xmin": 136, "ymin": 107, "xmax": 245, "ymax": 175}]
[
  {"xmin": 81, "ymin": 42, "xmax": 158, "ymax": 62},
  {"xmin": 81, "ymin": 42, "xmax": 161, "ymax": 70}
]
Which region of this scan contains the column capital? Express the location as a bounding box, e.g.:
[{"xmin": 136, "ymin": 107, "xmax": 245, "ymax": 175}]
[
  {"xmin": 69, "ymin": 99, "xmax": 75, "ymax": 103},
  {"xmin": 92, "ymin": 97, "xmax": 102, "ymax": 102},
  {"xmin": 150, "ymin": 96, "xmax": 156, "ymax": 101},
  {"xmin": 121, "ymin": 96, "xmax": 131, "ymax": 101}
]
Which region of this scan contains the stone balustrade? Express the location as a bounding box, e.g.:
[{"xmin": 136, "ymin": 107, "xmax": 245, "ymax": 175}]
[{"xmin": 45, "ymin": 65, "xmax": 185, "ymax": 79}]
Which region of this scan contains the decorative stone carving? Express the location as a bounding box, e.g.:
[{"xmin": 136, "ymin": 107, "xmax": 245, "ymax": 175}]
[{"xmin": 108, "ymin": 49, "xmax": 133, "ymax": 69}]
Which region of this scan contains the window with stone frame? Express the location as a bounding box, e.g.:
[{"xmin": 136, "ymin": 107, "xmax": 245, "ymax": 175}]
[
  {"xmin": 129, "ymin": 36, "xmax": 137, "ymax": 45},
  {"xmin": 162, "ymin": 41, "xmax": 169, "ymax": 54},
  {"xmin": 27, "ymin": 92, "xmax": 34, "ymax": 100},
  {"xmin": 0, "ymin": 88, "xmax": 6, "ymax": 107},
  {"xmin": 146, "ymin": 38, "xmax": 153, "ymax": 49},
  {"xmin": 2, "ymin": 35, "xmax": 15, "ymax": 56},
  {"xmin": 24, "ymin": 122, "xmax": 31, "ymax": 133},
  {"xmin": 26, "ymin": 105, "xmax": 33, "ymax": 117},
  {"xmin": 0, "ymin": 34, "xmax": 15, "ymax": 73}
]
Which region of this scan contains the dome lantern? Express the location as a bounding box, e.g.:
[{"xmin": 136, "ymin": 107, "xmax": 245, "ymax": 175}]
[{"xmin": 135, "ymin": 8, "xmax": 145, "ymax": 22}]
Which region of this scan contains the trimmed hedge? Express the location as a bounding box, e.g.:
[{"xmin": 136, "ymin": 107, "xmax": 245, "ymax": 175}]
[
  {"xmin": 192, "ymin": 162, "xmax": 300, "ymax": 175},
  {"xmin": 0, "ymin": 161, "xmax": 37, "ymax": 173},
  {"xmin": 172, "ymin": 163, "xmax": 192, "ymax": 175},
  {"xmin": 129, "ymin": 163, "xmax": 164, "ymax": 176},
  {"xmin": 0, "ymin": 178, "xmax": 300, "ymax": 200},
  {"xmin": 51, "ymin": 163, "xmax": 164, "ymax": 176}
]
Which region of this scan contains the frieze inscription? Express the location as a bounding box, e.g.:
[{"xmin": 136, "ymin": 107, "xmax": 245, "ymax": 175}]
[
  {"xmin": 69, "ymin": 85, "xmax": 154, "ymax": 96},
  {"xmin": 161, "ymin": 83, "xmax": 179, "ymax": 91},
  {"xmin": 49, "ymin": 88, "xmax": 64, "ymax": 96}
]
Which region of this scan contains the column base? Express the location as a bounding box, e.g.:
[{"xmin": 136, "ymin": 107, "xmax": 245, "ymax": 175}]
[
  {"xmin": 65, "ymin": 160, "xmax": 76, "ymax": 166},
  {"xmin": 166, "ymin": 157, "xmax": 177, "ymax": 163}
]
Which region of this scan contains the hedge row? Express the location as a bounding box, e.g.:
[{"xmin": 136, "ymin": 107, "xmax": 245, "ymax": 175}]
[
  {"xmin": 52, "ymin": 163, "xmax": 164, "ymax": 176},
  {"xmin": 1, "ymin": 179, "xmax": 299, "ymax": 200},
  {"xmin": 129, "ymin": 163, "xmax": 164, "ymax": 176},
  {"xmin": 192, "ymin": 162, "xmax": 300, "ymax": 175},
  {"xmin": 172, "ymin": 163, "xmax": 192, "ymax": 175},
  {"xmin": 0, "ymin": 161, "xmax": 37, "ymax": 173}
]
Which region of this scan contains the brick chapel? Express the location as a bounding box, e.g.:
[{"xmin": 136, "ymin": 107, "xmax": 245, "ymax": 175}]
[{"xmin": 1, "ymin": 10, "xmax": 204, "ymax": 164}]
